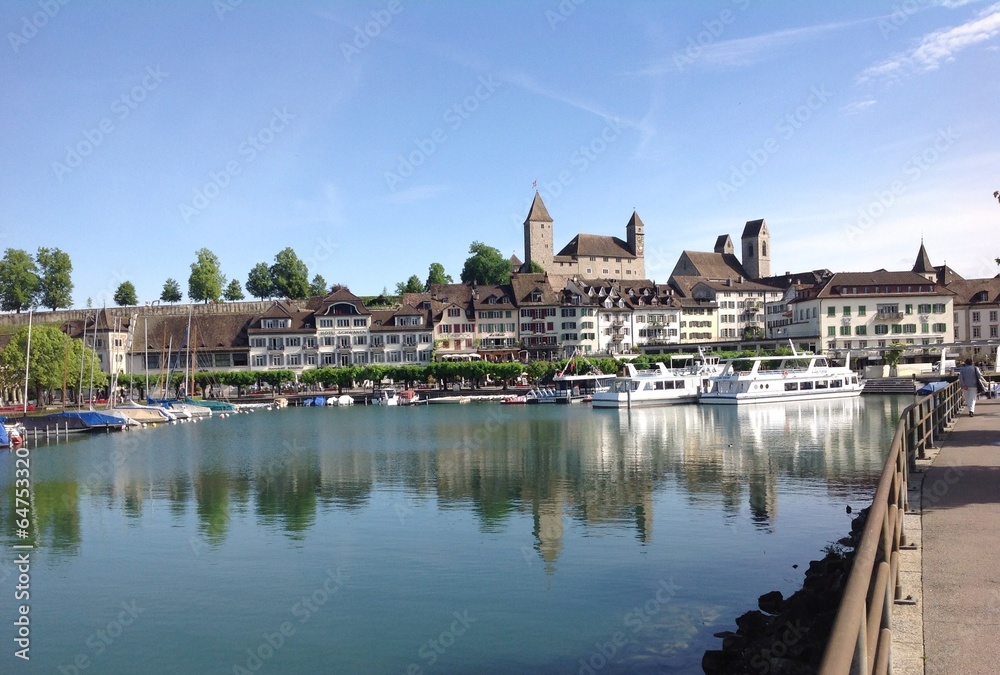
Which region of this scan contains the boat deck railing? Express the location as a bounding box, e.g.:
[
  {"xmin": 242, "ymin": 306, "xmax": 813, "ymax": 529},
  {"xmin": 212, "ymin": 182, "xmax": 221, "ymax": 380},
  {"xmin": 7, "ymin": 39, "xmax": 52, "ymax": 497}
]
[{"xmin": 818, "ymin": 380, "xmax": 962, "ymax": 674}]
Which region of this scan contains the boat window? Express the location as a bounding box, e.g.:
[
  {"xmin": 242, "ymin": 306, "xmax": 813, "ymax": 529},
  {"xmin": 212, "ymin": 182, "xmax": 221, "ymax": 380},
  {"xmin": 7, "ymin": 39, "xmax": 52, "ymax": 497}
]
[
  {"xmin": 784, "ymin": 382, "xmax": 799, "ymax": 391},
  {"xmin": 800, "ymin": 381, "xmax": 814, "ymax": 390},
  {"xmin": 830, "ymin": 379, "xmax": 843, "ymax": 388},
  {"xmin": 816, "ymin": 380, "xmax": 828, "ymax": 389}
]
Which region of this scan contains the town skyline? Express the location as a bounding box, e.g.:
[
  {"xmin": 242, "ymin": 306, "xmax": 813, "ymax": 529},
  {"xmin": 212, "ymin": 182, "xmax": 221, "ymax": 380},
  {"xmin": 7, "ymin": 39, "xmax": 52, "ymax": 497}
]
[{"xmin": 3, "ymin": 1, "xmax": 998, "ymax": 306}]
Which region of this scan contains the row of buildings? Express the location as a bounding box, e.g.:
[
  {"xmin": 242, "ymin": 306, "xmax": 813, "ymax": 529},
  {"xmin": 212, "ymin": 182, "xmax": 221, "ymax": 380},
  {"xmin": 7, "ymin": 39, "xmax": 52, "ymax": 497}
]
[{"xmin": 48, "ymin": 193, "xmax": 1000, "ymax": 375}]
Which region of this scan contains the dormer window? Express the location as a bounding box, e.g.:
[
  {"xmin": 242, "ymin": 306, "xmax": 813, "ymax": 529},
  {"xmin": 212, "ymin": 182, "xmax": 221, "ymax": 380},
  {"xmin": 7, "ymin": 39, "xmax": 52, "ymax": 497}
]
[{"xmin": 530, "ymin": 291, "xmax": 542, "ymax": 302}]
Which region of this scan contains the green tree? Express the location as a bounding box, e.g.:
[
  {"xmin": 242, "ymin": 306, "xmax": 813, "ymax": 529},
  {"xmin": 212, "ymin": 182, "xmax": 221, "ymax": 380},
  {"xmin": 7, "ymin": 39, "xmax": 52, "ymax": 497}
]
[
  {"xmin": 188, "ymin": 248, "xmax": 225, "ymax": 303},
  {"xmin": 526, "ymin": 260, "xmax": 545, "ymax": 274},
  {"xmin": 270, "ymin": 248, "xmax": 309, "ymax": 299},
  {"xmin": 460, "ymin": 242, "xmax": 510, "ymax": 285},
  {"xmin": 160, "ymin": 278, "xmax": 182, "ymax": 303},
  {"xmin": 113, "ymin": 281, "xmax": 138, "ymax": 306},
  {"xmin": 395, "ymin": 275, "xmax": 424, "ymax": 295},
  {"xmin": 246, "ymin": 262, "xmax": 274, "ymax": 299},
  {"xmin": 308, "ymin": 274, "xmax": 328, "ymax": 297},
  {"xmin": 0, "ymin": 325, "xmax": 106, "ymax": 405},
  {"xmin": 425, "ymin": 262, "xmax": 452, "ymax": 289},
  {"xmin": 0, "ymin": 248, "xmax": 40, "ymax": 313},
  {"xmin": 35, "ymin": 247, "xmax": 73, "ymax": 310},
  {"xmin": 223, "ymin": 279, "xmax": 245, "ymax": 302}
]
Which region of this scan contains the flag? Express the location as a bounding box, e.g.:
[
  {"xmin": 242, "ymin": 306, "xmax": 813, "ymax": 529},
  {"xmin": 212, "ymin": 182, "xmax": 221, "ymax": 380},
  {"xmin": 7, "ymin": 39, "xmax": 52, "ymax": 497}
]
[{"xmin": 532, "ymin": 180, "xmax": 537, "ymax": 189}]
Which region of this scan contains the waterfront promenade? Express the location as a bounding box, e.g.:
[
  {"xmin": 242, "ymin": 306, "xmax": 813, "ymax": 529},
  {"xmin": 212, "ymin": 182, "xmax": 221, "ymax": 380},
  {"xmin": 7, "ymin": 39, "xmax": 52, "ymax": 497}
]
[{"xmin": 921, "ymin": 396, "xmax": 1000, "ymax": 674}]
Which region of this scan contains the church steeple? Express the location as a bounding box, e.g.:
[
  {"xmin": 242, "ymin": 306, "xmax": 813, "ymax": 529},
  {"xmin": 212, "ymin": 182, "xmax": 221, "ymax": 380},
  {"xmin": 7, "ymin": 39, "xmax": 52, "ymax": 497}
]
[{"xmin": 626, "ymin": 211, "xmax": 644, "ymax": 257}]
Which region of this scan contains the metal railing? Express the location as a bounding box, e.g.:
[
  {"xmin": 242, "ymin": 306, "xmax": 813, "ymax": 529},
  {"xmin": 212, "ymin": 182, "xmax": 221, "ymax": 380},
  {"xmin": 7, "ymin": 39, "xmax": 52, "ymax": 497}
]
[{"xmin": 819, "ymin": 381, "xmax": 962, "ymax": 674}]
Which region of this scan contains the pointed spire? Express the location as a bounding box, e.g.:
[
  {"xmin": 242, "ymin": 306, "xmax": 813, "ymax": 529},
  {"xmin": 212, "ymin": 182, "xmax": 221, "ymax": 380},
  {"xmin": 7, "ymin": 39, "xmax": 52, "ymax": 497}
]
[
  {"xmin": 524, "ymin": 191, "xmax": 552, "ymax": 224},
  {"xmin": 912, "ymin": 242, "xmax": 934, "ymax": 273},
  {"xmin": 626, "ymin": 210, "xmax": 644, "ymax": 229}
]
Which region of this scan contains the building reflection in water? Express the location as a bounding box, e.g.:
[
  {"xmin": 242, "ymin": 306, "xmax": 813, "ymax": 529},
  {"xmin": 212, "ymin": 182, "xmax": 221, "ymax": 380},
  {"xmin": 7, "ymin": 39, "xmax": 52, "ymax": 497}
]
[{"xmin": 0, "ymin": 397, "xmax": 903, "ymax": 565}]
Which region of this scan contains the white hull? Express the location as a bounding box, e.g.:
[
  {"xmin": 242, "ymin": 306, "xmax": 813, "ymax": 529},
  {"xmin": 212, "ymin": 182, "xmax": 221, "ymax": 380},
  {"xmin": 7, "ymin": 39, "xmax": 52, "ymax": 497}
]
[
  {"xmin": 592, "ymin": 393, "xmax": 698, "ymax": 408},
  {"xmin": 700, "ymin": 388, "xmax": 862, "ymax": 405}
]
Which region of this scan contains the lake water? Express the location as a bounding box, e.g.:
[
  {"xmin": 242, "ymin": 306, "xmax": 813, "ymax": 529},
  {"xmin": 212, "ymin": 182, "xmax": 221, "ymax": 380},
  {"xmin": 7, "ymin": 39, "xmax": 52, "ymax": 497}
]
[{"xmin": 0, "ymin": 396, "xmax": 904, "ymax": 674}]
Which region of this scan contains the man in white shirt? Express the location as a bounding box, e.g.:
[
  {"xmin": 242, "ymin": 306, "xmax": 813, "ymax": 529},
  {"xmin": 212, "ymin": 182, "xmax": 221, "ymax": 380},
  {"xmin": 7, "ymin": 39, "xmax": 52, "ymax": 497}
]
[{"xmin": 957, "ymin": 358, "xmax": 981, "ymax": 417}]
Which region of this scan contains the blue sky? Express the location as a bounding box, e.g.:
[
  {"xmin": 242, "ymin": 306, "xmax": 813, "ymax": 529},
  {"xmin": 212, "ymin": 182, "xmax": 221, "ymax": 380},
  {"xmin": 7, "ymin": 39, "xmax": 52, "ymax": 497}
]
[{"xmin": 2, "ymin": 0, "xmax": 998, "ymax": 307}]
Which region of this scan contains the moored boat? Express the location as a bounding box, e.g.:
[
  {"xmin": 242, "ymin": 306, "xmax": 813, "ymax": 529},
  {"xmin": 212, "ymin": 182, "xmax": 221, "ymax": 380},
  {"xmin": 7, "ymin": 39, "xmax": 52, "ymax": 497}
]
[
  {"xmin": 372, "ymin": 388, "xmax": 399, "ymax": 406},
  {"xmin": 700, "ymin": 353, "xmax": 863, "ymax": 405},
  {"xmin": 592, "ymin": 356, "xmax": 723, "ymax": 409}
]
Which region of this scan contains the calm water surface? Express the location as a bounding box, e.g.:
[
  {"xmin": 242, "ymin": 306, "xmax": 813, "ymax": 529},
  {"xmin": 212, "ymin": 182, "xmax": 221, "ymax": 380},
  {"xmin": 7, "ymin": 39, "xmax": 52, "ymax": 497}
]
[{"xmin": 0, "ymin": 396, "xmax": 905, "ymax": 674}]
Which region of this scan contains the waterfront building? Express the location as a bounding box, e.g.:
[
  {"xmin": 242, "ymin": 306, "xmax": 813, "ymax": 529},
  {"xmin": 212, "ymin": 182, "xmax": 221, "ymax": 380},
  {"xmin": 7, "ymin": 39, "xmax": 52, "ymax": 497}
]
[
  {"xmin": 65, "ymin": 308, "xmax": 132, "ymax": 376},
  {"xmin": 944, "ymin": 277, "xmax": 1000, "ymax": 345},
  {"xmin": 511, "ymin": 273, "xmax": 562, "ymax": 361},
  {"xmin": 311, "ymin": 289, "xmax": 372, "ymax": 366},
  {"xmin": 247, "ymin": 301, "xmax": 316, "ymax": 371},
  {"xmin": 472, "ymin": 284, "xmax": 519, "ymax": 361},
  {"xmin": 782, "ymin": 270, "xmax": 955, "ymax": 354},
  {"xmin": 369, "ymin": 304, "xmax": 433, "ymax": 365},
  {"xmin": 429, "ymin": 283, "xmax": 479, "ymax": 359}
]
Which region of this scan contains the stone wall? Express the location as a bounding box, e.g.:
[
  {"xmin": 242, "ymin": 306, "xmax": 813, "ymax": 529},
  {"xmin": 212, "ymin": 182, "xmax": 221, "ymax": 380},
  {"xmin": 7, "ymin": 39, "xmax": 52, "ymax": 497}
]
[{"xmin": 0, "ymin": 301, "xmax": 279, "ymax": 327}]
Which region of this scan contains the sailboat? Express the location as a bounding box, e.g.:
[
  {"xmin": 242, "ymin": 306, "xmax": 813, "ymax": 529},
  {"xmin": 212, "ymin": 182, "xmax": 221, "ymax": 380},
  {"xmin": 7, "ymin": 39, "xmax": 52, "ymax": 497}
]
[
  {"xmin": 147, "ymin": 307, "xmax": 211, "ymax": 419},
  {"xmin": 114, "ymin": 314, "xmax": 177, "ymax": 424}
]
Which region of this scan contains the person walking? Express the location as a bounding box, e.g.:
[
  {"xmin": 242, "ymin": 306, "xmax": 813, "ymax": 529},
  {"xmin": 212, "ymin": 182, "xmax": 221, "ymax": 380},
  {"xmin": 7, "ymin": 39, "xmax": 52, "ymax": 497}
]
[{"xmin": 957, "ymin": 358, "xmax": 981, "ymax": 417}]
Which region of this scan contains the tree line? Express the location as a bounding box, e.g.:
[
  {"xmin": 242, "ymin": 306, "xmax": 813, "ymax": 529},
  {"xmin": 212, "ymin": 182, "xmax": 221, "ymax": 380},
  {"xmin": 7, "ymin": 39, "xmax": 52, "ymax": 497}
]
[{"xmin": 1, "ymin": 239, "xmax": 529, "ymax": 313}]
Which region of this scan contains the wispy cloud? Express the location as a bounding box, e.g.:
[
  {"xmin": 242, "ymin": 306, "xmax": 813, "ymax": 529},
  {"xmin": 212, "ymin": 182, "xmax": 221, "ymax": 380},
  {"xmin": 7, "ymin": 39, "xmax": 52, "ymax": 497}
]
[
  {"xmin": 387, "ymin": 184, "xmax": 450, "ymax": 205},
  {"xmin": 841, "ymin": 98, "xmax": 877, "ymax": 115},
  {"xmin": 858, "ymin": 2, "xmax": 1000, "ymax": 83},
  {"xmin": 639, "ymin": 20, "xmax": 863, "ymax": 74}
]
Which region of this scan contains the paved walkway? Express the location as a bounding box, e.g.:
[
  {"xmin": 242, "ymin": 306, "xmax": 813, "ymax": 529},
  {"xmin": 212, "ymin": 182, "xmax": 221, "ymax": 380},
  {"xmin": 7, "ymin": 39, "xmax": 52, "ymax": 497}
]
[{"xmin": 921, "ymin": 396, "xmax": 1000, "ymax": 674}]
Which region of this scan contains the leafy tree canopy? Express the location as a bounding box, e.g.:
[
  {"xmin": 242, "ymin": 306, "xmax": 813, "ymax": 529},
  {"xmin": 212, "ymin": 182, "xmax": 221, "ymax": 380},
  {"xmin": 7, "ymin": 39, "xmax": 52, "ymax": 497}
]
[
  {"xmin": 114, "ymin": 281, "xmax": 138, "ymax": 306},
  {"xmin": 459, "ymin": 242, "xmax": 510, "ymax": 286},
  {"xmin": 188, "ymin": 248, "xmax": 225, "ymax": 303},
  {"xmin": 270, "ymin": 248, "xmax": 309, "ymax": 299},
  {"xmin": 425, "ymin": 262, "xmax": 452, "ymax": 289},
  {"xmin": 223, "ymin": 278, "xmax": 245, "ymax": 302},
  {"xmin": 160, "ymin": 278, "xmax": 183, "ymax": 303},
  {"xmin": 0, "ymin": 325, "xmax": 106, "ymax": 398},
  {"xmin": 0, "ymin": 248, "xmax": 40, "ymax": 313},
  {"xmin": 36, "ymin": 247, "xmax": 73, "ymax": 310},
  {"xmin": 246, "ymin": 262, "xmax": 274, "ymax": 300},
  {"xmin": 395, "ymin": 275, "xmax": 424, "ymax": 295},
  {"xmin": 309, "ymin": 274, "xmax": 328, "ymax": 297}
]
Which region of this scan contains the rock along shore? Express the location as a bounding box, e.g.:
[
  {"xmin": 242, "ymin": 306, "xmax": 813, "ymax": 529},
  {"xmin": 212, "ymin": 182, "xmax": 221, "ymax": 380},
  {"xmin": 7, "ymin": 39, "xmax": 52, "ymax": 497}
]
[{"xmin": 702, "ymin": 507, "xmax": 869, "ymax": 674}]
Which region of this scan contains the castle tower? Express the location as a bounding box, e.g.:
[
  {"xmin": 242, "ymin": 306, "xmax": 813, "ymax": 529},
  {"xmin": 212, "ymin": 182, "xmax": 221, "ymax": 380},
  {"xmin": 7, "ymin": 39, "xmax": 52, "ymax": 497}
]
[
  {"xmin": 714, "ymin": 235, "xmax": 734, "ymax": 255},
  {"xmin": 626, "ymin": 211, "xmax": 645, "ymax": 257},
  {"xmin": 740, "ymin": 219, "xmax": 770, "ymax": 279},
  {"xmin": 523, "ymin": 192, "xmax": 554, "ymax": 272}
]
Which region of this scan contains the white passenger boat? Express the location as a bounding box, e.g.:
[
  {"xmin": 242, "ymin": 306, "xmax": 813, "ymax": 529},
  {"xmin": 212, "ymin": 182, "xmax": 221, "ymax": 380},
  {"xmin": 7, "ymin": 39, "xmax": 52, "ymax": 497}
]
[
  {"xmin": 699, "ymin": 353, "xmax": 862, "ymax": 405},
  {"xmin": 592, "ymin": 356, "xmax": 723, "ymax": 409}
]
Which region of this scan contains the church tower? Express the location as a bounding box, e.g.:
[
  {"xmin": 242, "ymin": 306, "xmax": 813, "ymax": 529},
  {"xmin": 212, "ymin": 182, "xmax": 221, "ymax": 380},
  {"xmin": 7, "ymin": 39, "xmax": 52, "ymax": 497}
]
[
  {"xmin": 523, "ymin": 192, "xmax": 554, "ymax": 272},
  {"xmin": 740, "ymin": 219, "xmax": 770, "ymax": 279},
  {"xmin": 626, "ymin": 211, "xmax": 645, "ymax": 257}
]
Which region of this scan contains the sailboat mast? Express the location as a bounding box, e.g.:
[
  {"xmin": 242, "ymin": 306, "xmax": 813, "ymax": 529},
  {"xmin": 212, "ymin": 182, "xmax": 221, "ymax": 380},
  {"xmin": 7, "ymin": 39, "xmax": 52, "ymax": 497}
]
[
  {"xmin": 190, "ymin": 323, "xmax": 198, "ymax": 399},
  {"xmin": 183, "ymin": 307, "xmax": 192, "ymax": 397},
  {"xmin": 22, "ymin": 310, "xmax": 32, "ymax": 416},
  {"xmin": 145, "ymin": 317, "xmax": 150, "ymax": 400},
  {"xmin": 77, "ymin": 312, "xmax": 91, "ymax": 411}
]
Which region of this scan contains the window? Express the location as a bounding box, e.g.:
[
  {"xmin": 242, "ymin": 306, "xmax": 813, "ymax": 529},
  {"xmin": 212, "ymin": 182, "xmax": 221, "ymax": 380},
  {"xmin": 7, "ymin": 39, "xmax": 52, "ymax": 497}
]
[
  {"xmin": 858, "ymin": 305, "xmax": 866, "ymax": 316},
  {"xmin": 336, "ymin": 318, "xmax": 350, "ymax": 327},
  {"xmin": 855, "ymin": 325, "xmax": 867, "ymax": 335},
  {"xmin": 561, "ymin": 308, "xmax": 576, "ymax": 317},
  {"xmin": 286, "ymin": 337, "xmax": 301, "ymax": 347},
  {"xmin": 827, "ymin": 326, "xmax": 836, "ymax": 337},
  {"xmin": 972, "ymin": 311, "xmax": 981, "ymax": 322},
  {"xmin": 843, "ymin": 306, "xmax": 851, "ymax": 316},
  {"xmin": 254, "ymin": 355, "xmax": 266, "ymax": 367},
  {"xmin": 973, "ymin": 326, "xmax": 981, "ymax": 338},
  {"xmin": 875, "ymin": 324, "xmax": 888, "ymax": 335},
  {"xmin": 354, "ymin": 335, "xmax": 367, "ymax": 345},
  {"xmin": 387, "ymin": 335, "xmax": 400, "ymax": 344},
  {"xmin": 991, "ymin": 311, "xmax": 998, "ymax": 322},
  {"xmin": 921, "ymin": 323, "xmax": 929, "ymax": 334},
  {"xmin": 270, "ymin": 354, "xmax": 283, "ymax": 366},
  {"xmin": 932, "ymin": 323, "xmax": 947, "ymax": 333},
  {"xmin": 905, "ymin": 304, "xmax": 913, "ymax": 315},
  {"xmin": 419, "ymin": 334, "xmax": 431, "ymax": 343},
  {"xmin": 304, "ymin": 337, "xmax": 316, "ymax": 348},
  {"xmin": 903, "ymin": 324, "xmax": 916, "ymax": 334},
  {"xmin": 448, "ymin": 308, "xmax": 462, "ymax": 317},
  {"xmin": 354, "ymin": 318, "xmax": 366, "ymax": 327},
  {"xmin": 839, "ymin": 325, "xmax": 851, "ymax": 336},
  {"xmin": 287, "ymin": 354, "xmax": 301, "ymax": 366},
  {"xmin": 338, "ymin": 337, "xmax": 350, "ymax": 348},
  {"xmin": 251, "ymin": 337, "xmax": 265, "ymax": 348},
  {"xmin": 828, "ymin": 306, "xmax": 835, "ymax": 317},
  {"xmin": 918, "ymin": 304, "xmax": 931, "ymax": 314},
  {"xmin": 323, "ymin": 353, "xmax": 335, "ymax": 365},
  {"xmin": 319, "ymin": 318, "xmax": 333, "ymax": 328},
  {"xmin": 933, "ymin": 304, "xmax": 946, "ymax": 314}
]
